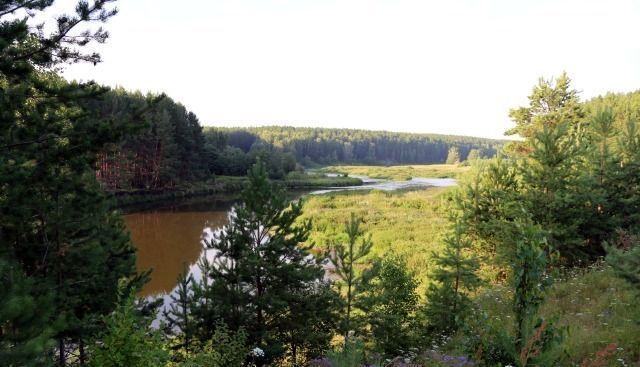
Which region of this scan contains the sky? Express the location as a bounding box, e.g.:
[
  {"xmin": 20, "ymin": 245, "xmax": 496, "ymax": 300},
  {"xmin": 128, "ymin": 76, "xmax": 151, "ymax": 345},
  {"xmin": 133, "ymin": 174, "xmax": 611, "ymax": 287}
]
[{"xmin": 56, "ymin": 0, "xmax": 640, "ymax": 139}]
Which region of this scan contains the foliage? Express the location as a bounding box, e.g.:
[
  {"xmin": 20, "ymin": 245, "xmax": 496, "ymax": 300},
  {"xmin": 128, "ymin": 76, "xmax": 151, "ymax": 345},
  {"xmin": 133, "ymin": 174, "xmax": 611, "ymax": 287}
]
[
  {"xmin": 93, "ymin": 90, "xmax": 207, "ymax": 190},
  {"xmin": 164, "ymin": 270, "xmax": 197, "ymax": 360},
  {"xmin": 0, "ymin": 1, "xmax": 143, "ymax": 364},
  {"xmin": 322, "ymin": 338, "xmax": 383, "ymax": 367},
  {"xmin": 206, "ymin": 126, "xmax": 504, "ymax": 167},
  {"xmin": 422, "ymin": 221, "xmax": 480, "ymax": 337},
  {"xmin": 605, "ymin": 230, "xmax": 640, "ymax": 291},
  {"xmin": 325, "ymin": 213, "xmax": 379, "ymax": 343},
  {"xmin": 318, "ymin": 164, "xmax": 470, "ymax": 180},
  {"xmin": 178, "ymin": 323, "xmax": 248, "ymax": 367},
  {"xmin": 89, "ymin": 288, "xmax": 169, "ymax": 367},
  {"xmin": 466, "ymin": 149, "xmax": 481, "ymax": 162},
  {"xmin": 506, "ymin": 72, "xmax": 584, "ymax": 140},
  {"xmin": 464, "ymin": 308, "xmax": 518, "ymax": 367},
  {"xmin": 0, "ymin": 259, "xmax": 56, "ymax": 366},
  {"xmin": 466, "ymin": 222, "xmax": 564, "ymax": 367},
  {"xmin": 203, "ymin": 130, "xmax": 301, "ymax": 179},
  {"xmin": 510, "ymin": 223, "xmax": 563, "ymax": 366},
  {"xmin": 276, "ymin": 282, "xmax": 341, "ymax": 366},
  {"xmin": 361, "ymin": 256, "xmax": 419, "ymax": 357},
  {"xmin": 191, "ymin": 161, "xmax": 333, "ymax": 364},
  {"xmin": 446, "ymin": 146, "xmax": 461, "ymax": 164},
  {"xmin": 457, "ymin": 73, "xmax": 635, "ymax": 267},
  {"xmin": 471, "ymin": 264, "xmax": 640, "ymax": 365}
]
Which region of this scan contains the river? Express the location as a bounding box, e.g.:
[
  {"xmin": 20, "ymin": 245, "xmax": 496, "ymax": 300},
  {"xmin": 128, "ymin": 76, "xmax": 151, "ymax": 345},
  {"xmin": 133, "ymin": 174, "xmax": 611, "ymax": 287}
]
[{"xmin": 124, "ymin": 176, "xmax": 456, "ymax": 302}]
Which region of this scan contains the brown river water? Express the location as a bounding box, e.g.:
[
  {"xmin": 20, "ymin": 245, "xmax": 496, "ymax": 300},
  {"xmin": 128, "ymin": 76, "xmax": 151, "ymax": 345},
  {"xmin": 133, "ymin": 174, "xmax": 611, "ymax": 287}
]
[{"xmin": 124, "ymin": 196, "xmax": 234, "ymax": 297}]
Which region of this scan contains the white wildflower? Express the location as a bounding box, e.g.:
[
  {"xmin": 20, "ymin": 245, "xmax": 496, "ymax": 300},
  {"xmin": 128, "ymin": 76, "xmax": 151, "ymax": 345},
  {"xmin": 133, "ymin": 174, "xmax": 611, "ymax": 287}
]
[{"xmin": 249, "ymin": 347, "xmax": 265, "ymax": 357}]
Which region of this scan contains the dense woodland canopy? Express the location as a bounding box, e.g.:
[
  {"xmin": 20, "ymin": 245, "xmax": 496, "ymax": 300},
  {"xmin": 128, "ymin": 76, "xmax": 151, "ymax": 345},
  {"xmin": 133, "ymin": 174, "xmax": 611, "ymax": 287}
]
[
  {"xmin": 209, "ymin": 126, "xmax": 504, "ymax": 166},
  {"xmin": 90, "ymin": 90, "xmax": 207, "ymax": 190},
  {"xmin": 88, "ymin": 88, "xmax": 506, "ymax": 187}
]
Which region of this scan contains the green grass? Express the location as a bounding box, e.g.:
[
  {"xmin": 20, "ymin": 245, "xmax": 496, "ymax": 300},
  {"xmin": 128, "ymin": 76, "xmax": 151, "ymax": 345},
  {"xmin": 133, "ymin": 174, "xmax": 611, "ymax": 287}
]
[
  {"xmin": 317, "ymin": 164, "xmax": 470, "ymax": 181},
  {"xmin": 283, "ymin": 172, "xmax": 363, "ymax": 188},
  {"xmin": 473, "ymin": 264, "xmax": 640, "ymax": 365},
  {"xmin": 299, "ymin": 187, "xmax": 453, "ymax": 292}
]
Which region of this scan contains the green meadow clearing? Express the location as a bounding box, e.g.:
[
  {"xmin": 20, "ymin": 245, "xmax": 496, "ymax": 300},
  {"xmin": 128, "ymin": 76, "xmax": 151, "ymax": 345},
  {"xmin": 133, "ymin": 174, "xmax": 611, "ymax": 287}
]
[{"xmin": 318, "ymin": 164, "xmax": 471, "ymax": 180}]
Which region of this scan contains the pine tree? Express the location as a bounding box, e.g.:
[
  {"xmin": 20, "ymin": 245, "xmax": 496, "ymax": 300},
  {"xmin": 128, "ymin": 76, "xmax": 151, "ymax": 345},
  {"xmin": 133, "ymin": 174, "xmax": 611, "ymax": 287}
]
[
  {"xmin": 196, "ymin": 160, "xmax": 326, "ymax": 364},
  {"xmin": 446, "ymin": 146, "xmax": 460, "ymax": 164},
  {"xmin": 163, "ymin": 270, "xmax": 197, "ymax": 360},
  {"xmin": 466, "ymin": 148, "xmax": 481, "ymax": 162},
  {"xmin": 454, "ymin": 156, "xmax": 522, "ymax": 265},
  {"xmin": 280, "ymin": 282, "xmax": 341, "ymax": 366},
  {"xmin": 510, "ymin": 222, "xmax": 563, "ymax": 367},
  {"xmin": 506, "ymin": 72, "xmax": 584, "ymax": 141},
  {"xmin": 361, "ymin": 256, "xmax": 419, "ymax": 357},
  {"xmin": 606, "ymin": 231, "xmax": 640, "ymax": 291},
  {"xmin": 325, "ymin": 213, "xmax": 379, "ymax": 345},
  {"xmin": 610, "ymin": 120, "xmax": 640, "ymax": 232},
  {"xmin": 521, "ymin": 122, "xmax": 604, "ymax": 262},
  {"xmin": 423, "ymin": 221, "xmax": 480, "ymax": 337},
  {"xmin": 0, "ymin": 2, "xmax": 142, "ymax": 364},
  {"xmin": 0, "ymin": 259, "xmax": 57, "ymax": 366},
  {"xmin": 583, "ymin": 108, "xmax": 621, "ymax": 245}
]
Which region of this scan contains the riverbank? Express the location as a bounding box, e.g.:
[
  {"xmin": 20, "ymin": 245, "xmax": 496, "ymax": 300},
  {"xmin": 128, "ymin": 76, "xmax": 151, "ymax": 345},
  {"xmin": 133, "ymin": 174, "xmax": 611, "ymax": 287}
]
[
  {"xmin": 317, "ymin": 163, "xmax": 470, "ymax": 180},
  {"xmin": 111, "ymin": 173, "xmax": 363, "ymax": 209}
]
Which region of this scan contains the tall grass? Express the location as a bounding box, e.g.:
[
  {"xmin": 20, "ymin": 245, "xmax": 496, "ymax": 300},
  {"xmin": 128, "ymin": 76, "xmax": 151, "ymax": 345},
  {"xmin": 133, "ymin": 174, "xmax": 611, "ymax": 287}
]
[
  {"xmin": 300, "ymin": 187, "xmax": 452, "ymax": 293},
  {"xmin": 473, "ymin": 264, "xmax": 640, "ymax": 365},
  {"xmin": 318, "ymin": 164, "xmax": 470, "ymax": 180}
]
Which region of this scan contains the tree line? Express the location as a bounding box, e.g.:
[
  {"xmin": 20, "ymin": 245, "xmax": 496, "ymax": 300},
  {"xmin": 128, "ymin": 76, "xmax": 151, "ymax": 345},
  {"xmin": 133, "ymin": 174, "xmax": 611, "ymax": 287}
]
[
  {"xmin": 205, "ymin": 126, "xmax": 504, "ymax": 169},
  {"xmin": 87, "ymin": 91, "xmax": 506, "ymax": 188}
]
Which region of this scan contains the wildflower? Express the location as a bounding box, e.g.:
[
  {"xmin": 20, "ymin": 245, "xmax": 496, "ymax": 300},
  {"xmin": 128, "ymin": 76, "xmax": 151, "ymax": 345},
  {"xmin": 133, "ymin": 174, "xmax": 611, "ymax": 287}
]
[{"xmin": 249, "ymin": 347, "xmax": 265, "ymax": 357}]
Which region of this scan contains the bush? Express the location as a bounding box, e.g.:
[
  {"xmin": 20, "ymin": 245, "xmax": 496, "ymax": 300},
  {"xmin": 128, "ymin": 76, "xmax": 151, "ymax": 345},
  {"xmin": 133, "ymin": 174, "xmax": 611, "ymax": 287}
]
[
  {"xmin": 89, "ymin": 291, "xmax": 168, "ymax": 367},
  {"xmin": 323, "ymin": 339, "xmax": 383, "ymax": 367},
  {"xmin": 179, "ymin": 323, "xmax": 248, "ymax": 367}
]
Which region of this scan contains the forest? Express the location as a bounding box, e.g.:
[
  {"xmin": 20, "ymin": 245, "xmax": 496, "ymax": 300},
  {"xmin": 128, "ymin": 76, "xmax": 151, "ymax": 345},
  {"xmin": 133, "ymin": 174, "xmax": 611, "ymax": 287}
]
[
  {"xmin": 85, "ymin": 89, "xmax": 501, "ymax": 189},
  {"xmin": 207, "ymin": 126, "xmax": 504, "ymax": 169},
  {"xmin": 2, "ymin": 1, "xmax": 640, "ymax": 367}
]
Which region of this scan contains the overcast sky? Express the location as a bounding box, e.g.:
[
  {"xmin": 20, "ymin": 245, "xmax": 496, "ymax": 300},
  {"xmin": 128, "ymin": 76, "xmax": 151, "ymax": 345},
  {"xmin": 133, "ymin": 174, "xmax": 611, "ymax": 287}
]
[{"xmin": 58, "ymin": 0, "xmax": 640, "ymax": 139}]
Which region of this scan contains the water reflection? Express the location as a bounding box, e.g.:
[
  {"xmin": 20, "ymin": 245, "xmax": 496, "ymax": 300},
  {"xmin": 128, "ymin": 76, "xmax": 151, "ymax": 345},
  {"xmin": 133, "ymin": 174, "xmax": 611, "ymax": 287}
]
[{"xmin": 123, "ymin": 197, "xmax": 234, "ymax": 297}]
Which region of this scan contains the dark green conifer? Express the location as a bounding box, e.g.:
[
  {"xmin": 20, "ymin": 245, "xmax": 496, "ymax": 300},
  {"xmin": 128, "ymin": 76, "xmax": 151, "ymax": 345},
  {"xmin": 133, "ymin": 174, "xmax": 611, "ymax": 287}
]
[
  {"xmin": 361, "ymin": 256, "xmax": 419, "ymax": 357},
  {"xmin": 0, "ymin": 1, "xmax": 142, "ymax": 364},
  {"xmin": 325, "ymin": 213, "xmax": 379, "ymax": 345},
  {"xmin": 163, "ymin": 270, "xmax": 197, "ymax": 360},
  {"xmin": 423, "ymin": 221, "xmax": 480, "ymax": 337},
  {"xmin": 195, "ymin": 160, "xmax": 328, "ymax": 364}
]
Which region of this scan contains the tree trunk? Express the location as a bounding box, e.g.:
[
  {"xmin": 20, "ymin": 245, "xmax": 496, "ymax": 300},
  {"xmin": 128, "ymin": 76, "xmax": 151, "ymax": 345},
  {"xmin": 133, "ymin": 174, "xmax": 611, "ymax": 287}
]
[
  {"xmin": 79, "ymin": 339, "xmax": 85, "ymax": 366},
  {"xmin": 58, "ymin": 338, "xmax": 65, "ymax": 367}
]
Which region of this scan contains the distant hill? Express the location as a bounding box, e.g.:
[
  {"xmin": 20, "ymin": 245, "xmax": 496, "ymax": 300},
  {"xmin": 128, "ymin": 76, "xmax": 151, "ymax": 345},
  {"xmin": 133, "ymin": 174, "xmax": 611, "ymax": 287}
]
[{"xmin": 205, "ymin": 126, "xmax": 507, "ymax": 166}]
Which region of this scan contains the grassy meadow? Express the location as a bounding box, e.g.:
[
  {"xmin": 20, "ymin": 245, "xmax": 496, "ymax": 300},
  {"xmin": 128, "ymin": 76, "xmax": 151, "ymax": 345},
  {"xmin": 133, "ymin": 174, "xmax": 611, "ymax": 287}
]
[
  {"xmin": 317, "ymin": 164, "xmax": 470, "ymax": 180},
  {"xmin": 301, "ymin": 164, "xmax": 640, "ymax": 366},
  {"xmin": 300, "ymin": 187, "xmax": 453, "ymax": 292}
]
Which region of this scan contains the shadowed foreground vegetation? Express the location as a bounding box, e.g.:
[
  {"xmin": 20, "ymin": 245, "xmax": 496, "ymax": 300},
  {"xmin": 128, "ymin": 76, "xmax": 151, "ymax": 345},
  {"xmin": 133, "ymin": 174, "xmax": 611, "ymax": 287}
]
[{"xmin": 469, "ymin": 264, "xmax": 640, "ymax": 365}]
